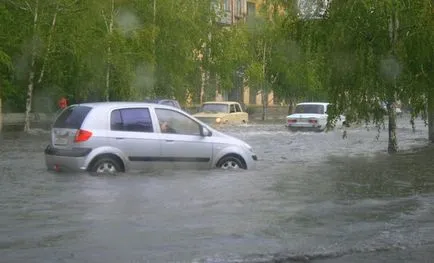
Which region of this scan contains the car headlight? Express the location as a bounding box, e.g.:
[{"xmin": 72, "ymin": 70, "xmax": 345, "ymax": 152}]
[{"xmin": 216, "ymin": 117, "xmax": 221, "ymax": 124}]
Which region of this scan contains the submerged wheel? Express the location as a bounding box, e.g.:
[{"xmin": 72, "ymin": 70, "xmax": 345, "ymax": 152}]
[
  {"xmin": 90, "ymin": 157, "xmax": 122, "ymax": 175},
  {"xmin": 216, "ymin": 155, "xmax": 246, "ymax": 170}
]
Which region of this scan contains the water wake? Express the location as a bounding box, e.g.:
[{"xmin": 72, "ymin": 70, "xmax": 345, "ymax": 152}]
[{"xmin": 195, "ymin": 243, "xmax": 409, "ymax": 263}]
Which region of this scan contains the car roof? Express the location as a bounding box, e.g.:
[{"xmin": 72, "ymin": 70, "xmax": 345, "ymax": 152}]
[
  {"xmin": 71, "ymin": 101, "xmax": 178, "ymax": 110},
  {"xmin": 297, "ymin": 102, "xmax": 329, "ymax": 106},
  {"xmin": 203, "ymin": 101, "xmax": 240, "ymax": 105},
  {"xmin": 143, "ymin": 99, "xmax": 177, "ymax": 102}
]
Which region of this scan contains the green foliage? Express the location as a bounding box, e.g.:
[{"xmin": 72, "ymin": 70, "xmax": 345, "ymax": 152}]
[
  {"xmin": 0, "ymin": 0, "xmax": 215, "ymax": 111},
  {"xmin": 0, "ymin": 0, "xmax": 432, "ymax": 120}
]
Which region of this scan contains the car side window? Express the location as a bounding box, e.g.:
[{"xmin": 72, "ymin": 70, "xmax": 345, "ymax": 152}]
[
  {"xmin": 110, "ymin": 108, "xmax": 154, "ymax": 132},
  {"xmin": 155, "ymin": 108, "xmax": 201, "ymax": 135},
  {"xmin": 235, "ymin": 104, "xmax": 242, "ymax": 112},
  {"xmin": 230, "ymin": 104, "xmax": 236, "ymax": 113}
]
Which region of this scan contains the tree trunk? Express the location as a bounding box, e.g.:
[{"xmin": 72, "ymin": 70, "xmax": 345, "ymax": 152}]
[
  {"xmin": 288, "ymin": 98, "xmax": 294, "ymax": 115},
  {"xmin": 24, "ymin": 0, "xmax": 39, "ymax": 133},
  {"xmin": 261, "ymin": 90, "xmax": 267, "ymax": 121},
  {"xmin": 385, "ymin": 5, "xmax": 399, "ymax": 152},
  {"xmin": 428, "ymin": 90, "xmax": 434, "ymax": 142},
  {"xmin": 37, "ymin": 3, "xmax": 58, "ymax": 85},
  {"xmin": 0, "ymin": 96, "xmax": 2, "ymax": 133},
  {"xmin": 200, "ymin": 65, "xmax": 206, "ymax": 104},
  {"xmin": 387, "ymin": 100, "xmax": 398, "ymax": 153},
  {"xmin": 103, "ymin": 0, "xmax": 114, "ymax": 101},
  {"xmin": 205, "ymin": 31, "xmax": 212, "ymax": 102},
  {"xmin": 153, "ymin": 0, "xmax": 156, "ymax": 43},
  {"xmin": 152, "ymin": 0, "xmax": 156, "ymax": 94},
  {"xmin": 261, "ymin": 42, "xmax": 267, "ymax": 121}
]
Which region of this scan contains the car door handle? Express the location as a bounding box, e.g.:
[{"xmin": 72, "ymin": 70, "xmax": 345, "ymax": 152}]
[
  {"xmin": 165, "ymin": 140, "xmax": 174, "ymax": 142},
  {"xmin": 115, "ymin": 137, "xmax": 125, "ymax": 140}
]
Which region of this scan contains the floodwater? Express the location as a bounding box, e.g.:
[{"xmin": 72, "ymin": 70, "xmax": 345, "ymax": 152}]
[{"xmin": 1, "ymin": 116, "xmax": 434, "ymax": 263}]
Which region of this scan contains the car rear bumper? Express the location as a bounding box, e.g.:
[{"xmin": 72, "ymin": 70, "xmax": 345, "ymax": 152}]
[
  {"xmin": 44, "ymin": 145, "xmax": 91, "ymax": 172},
  {"xmin": 286, "ymin": 124, "xmax": 324, "ymax": 132}
]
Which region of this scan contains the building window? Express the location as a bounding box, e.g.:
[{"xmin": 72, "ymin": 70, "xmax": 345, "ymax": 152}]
[
  {"xmin": 236, "ymin": 0, "xmax": 243, "ymax": 17},
  {"xmin": 223, "ymin": 0, "xmax": 230, "ymax": 11},
  {"xmin": 247, "ymin": 2, "xmax": 256, "ymax": 17}
]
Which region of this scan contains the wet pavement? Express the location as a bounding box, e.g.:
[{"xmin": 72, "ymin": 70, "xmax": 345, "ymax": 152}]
[{"xmin": 1, "ymin": 115, "xmax": 434, "ymax": 263}]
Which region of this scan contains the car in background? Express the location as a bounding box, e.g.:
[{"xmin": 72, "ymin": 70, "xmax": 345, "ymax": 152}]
[
  {"xmin": 143, "ymin": 99, "xmax": 182, "ymax": 109},
  {"xmin": 285, "ymin": 102, "xmax": 346, "ymax": 132},
  {"xmin": 193, "ymin": 101, "xmax": 248, "ymax": 126},
  {"xmin": 44, "ymin": 102, "xmax": 257, "ymax": 175},
  {"xmin": 380, "ymin": 101, "xmax": 402, "ymax": 116}
]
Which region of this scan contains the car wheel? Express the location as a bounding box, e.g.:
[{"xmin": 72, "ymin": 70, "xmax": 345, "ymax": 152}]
[
  {"xmin": 217, "ymin": 155, "xmax": 246, "ymax": 170},
  {"xmin": 90, "ymin": 157, "xmax": 122, "ymax": 175}
]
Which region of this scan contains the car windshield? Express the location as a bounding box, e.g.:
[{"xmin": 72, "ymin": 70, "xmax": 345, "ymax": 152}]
[
  {"xmin": 294, "ymin": 104, "xmax": 325, "ymax": 114},
  {"xmin": 201, "ymin": 104, "xmax": 228, "ymax": 113}
]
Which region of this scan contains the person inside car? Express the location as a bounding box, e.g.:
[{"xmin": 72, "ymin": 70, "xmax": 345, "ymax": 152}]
[{"xmin": 160, "ymin": 121, "xmax": 177, "ymax": 133}]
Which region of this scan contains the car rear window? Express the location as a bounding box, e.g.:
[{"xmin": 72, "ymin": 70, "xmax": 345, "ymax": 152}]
[
  {"xmin": 53, "ymin": 106, "xmax": 92, "ymax": 129},
  {"xmin": 294, "ymin": 105, "xmax": 325, "ymax": 114}
]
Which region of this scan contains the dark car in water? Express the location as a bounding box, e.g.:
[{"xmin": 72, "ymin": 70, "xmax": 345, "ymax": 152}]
[{"xmin": 143, "ymin": 99, "xmax": 182, "ymax": 109}]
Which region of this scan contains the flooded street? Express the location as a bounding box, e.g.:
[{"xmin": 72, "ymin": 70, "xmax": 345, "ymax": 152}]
[{"xmin": 1, "ymin": 116, "xmax": 434, "ymax": 263}]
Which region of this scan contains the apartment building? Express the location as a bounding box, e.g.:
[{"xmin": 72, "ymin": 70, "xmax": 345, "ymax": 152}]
[{"xmin": 216, "ymin": 0, "xmax": 259, "ymax": 25}]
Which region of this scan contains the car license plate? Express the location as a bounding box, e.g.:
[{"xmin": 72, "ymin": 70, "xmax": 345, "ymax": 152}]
[{"xmin": 55, "ymin": 137, "xmax": 68, "ymax": 145}]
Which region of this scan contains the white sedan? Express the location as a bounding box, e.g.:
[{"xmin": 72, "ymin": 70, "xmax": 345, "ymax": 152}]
[{"xmin": 285, "ymin": 102, "xmax": 345, "ymax": 132}]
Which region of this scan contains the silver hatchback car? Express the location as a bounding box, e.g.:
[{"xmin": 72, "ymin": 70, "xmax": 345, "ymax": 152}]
[{"xmin": 44, "ymin": 102, "xmax": 257, "ymax": 174}]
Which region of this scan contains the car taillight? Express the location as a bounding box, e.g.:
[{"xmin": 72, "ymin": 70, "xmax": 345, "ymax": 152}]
[
  {"xmin": 74, "ymin": 129, "xmax": 92, "ymax": 142},
  {"xmin": 308, "ymin": 119, "xmax": 318, "ymax": 124},
  {"xmin": 287, "ymin": 119, "xmax": 297, "ymax": 123}
]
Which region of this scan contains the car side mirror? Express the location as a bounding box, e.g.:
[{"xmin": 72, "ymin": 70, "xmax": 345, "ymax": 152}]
[{"xmin": 200, "ymin": 126, "xmax": 212, "ymax": 137}]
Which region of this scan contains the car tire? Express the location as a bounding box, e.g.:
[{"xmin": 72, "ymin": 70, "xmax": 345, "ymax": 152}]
[
  {"xmin": 90, "ymin": 157, "xmax": 122, "ymax": 175},
  {"xmin": 217, "ymin": 155, "xmax": 246, "ymax": 170}
]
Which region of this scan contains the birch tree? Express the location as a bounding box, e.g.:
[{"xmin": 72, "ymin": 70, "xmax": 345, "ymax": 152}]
[
  {"xmin": 6, "ymin": 0, "xmax": 73, "ymax": 132},
  {"xmin": 23, "ymin": 0, "xmax": 40, "ymax": 132},
  {"xmin": 314, "ymin": 0, "xmax": 407, "ymax": 152},
  {"xmin": 102, "ymin": 0, "xmax": 115, "ymax": 101},
  {"xmin": 271, "ymin": 0, "xmax": 434, "ymax": 147}
]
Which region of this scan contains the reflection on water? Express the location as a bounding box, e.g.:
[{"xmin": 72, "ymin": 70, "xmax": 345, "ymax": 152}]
[{"xmin": 1, "ymin": 117, "xmax": 434, "ymax": 262}]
